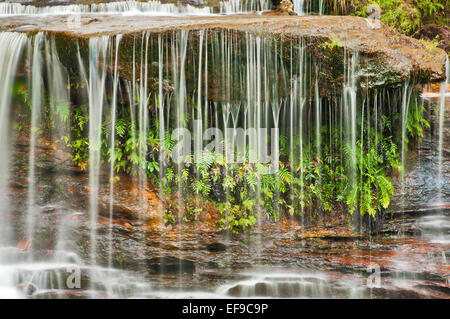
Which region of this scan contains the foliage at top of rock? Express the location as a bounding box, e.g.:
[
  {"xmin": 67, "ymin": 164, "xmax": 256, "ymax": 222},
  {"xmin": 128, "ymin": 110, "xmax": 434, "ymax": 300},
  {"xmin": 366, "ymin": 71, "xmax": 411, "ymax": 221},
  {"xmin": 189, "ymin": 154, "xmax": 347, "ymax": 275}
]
[{"xmin": 325, "ymin": 0, "xmax": 449, "ymax": 52}]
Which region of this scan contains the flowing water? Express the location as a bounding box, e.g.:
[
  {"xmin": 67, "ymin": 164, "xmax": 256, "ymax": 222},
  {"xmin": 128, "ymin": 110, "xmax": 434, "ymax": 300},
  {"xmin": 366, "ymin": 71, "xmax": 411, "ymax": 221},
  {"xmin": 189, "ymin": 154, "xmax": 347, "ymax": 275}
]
[
  {"xmin": 0, "ymin": 32, "xmax": 28, "ymax": 298},
  {"xmin": 438, "ymin": 56, "xmax": 449, "ymax": 204},
  {"xmin": 292, "ymin": 0, "xmax": 305, "ymax": 15},
  {"xmin": 220, "ymin": 0, "xmax": 270, "ymax": 13},
  {"xmin": 0, "ymin": 1, "xmax": 214, "ymax": 15},
  {"xmin": 0, "ymin": 9, "xmax": 448, "ymax": 299},
  {"xmin": 0, "ymin": 0, "xmax": 322, "ymax": 16},
  {"xmin": 0, "ymin": 0, "xmax": 274, "ymax": 16}
]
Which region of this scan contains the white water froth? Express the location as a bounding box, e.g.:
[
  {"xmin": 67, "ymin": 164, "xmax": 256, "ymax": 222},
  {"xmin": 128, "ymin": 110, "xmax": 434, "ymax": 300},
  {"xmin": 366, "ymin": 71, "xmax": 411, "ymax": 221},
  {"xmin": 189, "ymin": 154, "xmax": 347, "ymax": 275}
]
[
  {"xmin": 292, "ymin": 0, "xmax": 304, "ymax": 15},
  {"xmin": 0, "ymin": 1, "xmax": 214, "ymax": 16},
  {"xmin": 0, "ymin": 0, "xmax": 321, "ymax": 16},
  {"xmin": 219, "ymin": 0, "xmax": 270, "ymax": 13}
]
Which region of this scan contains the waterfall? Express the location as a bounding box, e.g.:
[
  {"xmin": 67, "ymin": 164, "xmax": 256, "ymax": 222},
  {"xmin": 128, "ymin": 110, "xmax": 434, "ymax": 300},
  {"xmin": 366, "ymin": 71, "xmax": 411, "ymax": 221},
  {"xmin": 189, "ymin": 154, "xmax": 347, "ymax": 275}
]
[
  {"xmin": 219, "ymin": 0, "xmax": 270, "ymax": 13},
  {"xmin": 87, "ymin": 36, "xmax": 110, "ymax": 266},
  {"xmin": 292, "ymin": 0, "xmax": 305, "ymax": 15},
  {"xmin": 438, "ymin": 56, "xmax": 449, "ymax": 204},
  {"xmin": 138, "ymin": 33, "xmax": 150, "ymax": 278},
  {"xmin": 158, "ymin": 34, "xmax": 166, "ymax": 241},
  {"xmin": 0, "ymin": 32, "xmax": 27, "ymax": 247},
  {"xmin": 292, "ymin": 0, "xmax": 325, "ymax": 15},
  {"xmin": 298, "ymin": 39, "xmax": 306, "ymax": 219},
  {"xmin": 0, "ymin": 1, "xmax": 213, "ymax": 16},
  {"xmin": 0, "ymin": 32, "xmax": 27, "ymax": 245},
  {"xmin": 0, "ymin": 32, "xmax": 27, "ymax": 297},
  {"xmin": 400, "ymin": 82, "xmax": 412, "ymax": 206},
  {"xmin": 343, "ymin": 52, "xmax": 359, "ymax": 189},
  {"xmin": 25, "ymin": 34, "xmax": 44, "ymax": 258},
  {"xmin": 314, "ymin": 67, "xmax": 321, "ymax": 166},
  {"xmin": 0, "ymin": 0, "xmax": 276, "ymax": 15},
  {"xmin": 108, "ymin": 35, "xmax": 122, "ymax": 269},
  {"xmin": 43, "ymin": 36, "xmax": 73, "ymax": 253},
  {"xmin": 0, "ymin": 0, "xmax": 331, "ymax": 16},
  {"xmin": 0, "ymin": 27, "xmax": 443, "ymax": 297}
]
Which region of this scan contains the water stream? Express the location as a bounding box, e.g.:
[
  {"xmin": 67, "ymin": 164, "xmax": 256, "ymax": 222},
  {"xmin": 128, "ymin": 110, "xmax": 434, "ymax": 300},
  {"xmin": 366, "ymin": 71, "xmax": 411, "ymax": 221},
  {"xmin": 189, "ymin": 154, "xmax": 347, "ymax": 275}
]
[
  {"xmin": 0, "ymin": 8, "xmax": 448, "ymax": 299},
  {"xmin": 0, "ymin": 1, "xmax": 214, "ymax": 15},
  {"xmin": 0, "ymin": 0, "xmax": 322, "ymax": 16}
]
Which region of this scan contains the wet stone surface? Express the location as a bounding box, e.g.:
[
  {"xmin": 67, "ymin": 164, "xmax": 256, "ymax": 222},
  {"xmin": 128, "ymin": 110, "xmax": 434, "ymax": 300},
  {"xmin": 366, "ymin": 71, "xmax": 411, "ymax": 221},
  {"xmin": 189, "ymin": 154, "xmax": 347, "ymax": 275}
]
[
  {"xmin": 0, "ymin": 14, "xmax": 446, "ymax": 83},
  {"xmin": 3, "ymin": 142, "xmax": 449, "ymax": 298},
  {"xmin": 390, "ymin": 96, "xmax": 450, "ymax": 212},
  {"xmin": 1, "ymin": 101, "xmax": 448, "ymax": 298}
]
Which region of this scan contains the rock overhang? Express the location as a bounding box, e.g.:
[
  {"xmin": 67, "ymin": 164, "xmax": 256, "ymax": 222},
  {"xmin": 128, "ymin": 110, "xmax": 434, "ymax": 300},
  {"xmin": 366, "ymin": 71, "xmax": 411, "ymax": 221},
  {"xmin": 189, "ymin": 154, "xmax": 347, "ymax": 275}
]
[{"xmin": 0, "ymin": 13, "xmax": 447, "ymax": 88}]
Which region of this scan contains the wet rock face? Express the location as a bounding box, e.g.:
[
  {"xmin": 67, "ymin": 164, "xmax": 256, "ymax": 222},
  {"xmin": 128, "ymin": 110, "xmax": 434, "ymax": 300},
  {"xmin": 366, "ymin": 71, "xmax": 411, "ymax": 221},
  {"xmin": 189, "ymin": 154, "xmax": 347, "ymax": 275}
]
[
  {"xmin": 390, "ymin": 96, "xmax": 450, "ymax": 213},
  {"xmin": 6, "ymin": 136, "xmax": 450, "ymax": 297},
  {"xmin": 42, "ymin": 22, "xmax": 444, "ymax": 103},
  {"xmin": 98, "ymin": 204, "xmax": 140, "ymax": 221},
  {"xmin": 205, "ymin": 242, "xmax": 227, "ymax": 252},
  {"xmin": 146, "ymin": 256, "xmax": 196, "ymax": 274},
  {"xmin": 225, "ymin": 276, "xmax": 328, "ymax": 298},
  {"xmin": 0, "ymin": 15, "xmax": 446, "ymax": 84}
]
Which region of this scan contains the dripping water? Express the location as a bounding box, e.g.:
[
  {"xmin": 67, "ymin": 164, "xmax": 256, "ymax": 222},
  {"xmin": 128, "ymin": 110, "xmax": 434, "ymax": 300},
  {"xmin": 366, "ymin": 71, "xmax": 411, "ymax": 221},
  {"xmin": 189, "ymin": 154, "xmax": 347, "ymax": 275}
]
[
  {"xmin": 108, "ymin": 35, "xmax": 122, "ymax": 269},
  {"xmin": 437, "ymin": 56, "xmax": 449, "ymax": 204},
  {"xmin": 87, "ymin": 37, "xmax": 110, "ymax": 267},
  {"xmin": 25, "ymin": 34, "xmax": 44, "ymax": 259},
  {"xmin": 0, "ymin": 32, "xmax": 27, "ymax": 298}
]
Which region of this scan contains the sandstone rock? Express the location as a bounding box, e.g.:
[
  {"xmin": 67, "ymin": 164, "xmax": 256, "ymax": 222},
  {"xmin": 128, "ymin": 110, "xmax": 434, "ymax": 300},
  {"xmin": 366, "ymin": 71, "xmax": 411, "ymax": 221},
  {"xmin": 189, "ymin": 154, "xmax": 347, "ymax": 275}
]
[{"xmin": 1, "ymin": 14, "xmax": 445, "ymax": 84}]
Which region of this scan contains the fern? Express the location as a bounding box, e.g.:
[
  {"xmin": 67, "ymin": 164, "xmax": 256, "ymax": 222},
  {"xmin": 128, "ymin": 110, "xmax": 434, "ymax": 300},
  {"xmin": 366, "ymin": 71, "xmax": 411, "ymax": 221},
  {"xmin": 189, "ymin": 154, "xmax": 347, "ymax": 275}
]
[
  {"xmin": 346, "ymin": 185, "xmax": 359, "ymax": 215},
  {"xmin": 278, "ymin": 167, "xmax": 293, "ymax": 185},
  {"xmin": 406, "ymin": 100, "xmax": 430, "ymax": 139},
  {"xmin": 163, "ymin": 131, "xmax": 176, "ymax": 153},
  {"xmin": 246, "ymin": 170, "xmax": 258, "ymax": 191},
  {"xmin": 196, "ymin": 151, "xmax": 215, "ymax": 174},
  {"xmin": 115, "ymin": 119, "xmax": 128, "ymax": 138},
  {"xmin": 376, "ymin": 175, "xmax": 394, "ymax": 209}
]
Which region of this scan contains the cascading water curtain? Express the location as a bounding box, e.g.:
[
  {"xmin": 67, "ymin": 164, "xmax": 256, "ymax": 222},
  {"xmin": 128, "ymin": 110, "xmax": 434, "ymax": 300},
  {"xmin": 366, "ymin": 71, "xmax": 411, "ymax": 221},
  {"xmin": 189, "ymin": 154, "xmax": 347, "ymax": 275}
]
[
  {"xmin": 0, "ymin": 32, "xmax": 28, "ymax": 250},
  {"xmin": 0, "ymin": 29, "xmax": 426, "ymax": 269},
  {"xmin": 219, "ymin": 0, "xmax": 271, "ymax": 13},
  {"xmin": 0, "ymin": 0, "xmax": 346, "ymax": 16},
  {"xmin": 0, "ymin": 1, "xmax": 213, "ymax": 15},
  {"xmin": 63, "ymin": 30, "xmax": 414, "ymax": 233}
]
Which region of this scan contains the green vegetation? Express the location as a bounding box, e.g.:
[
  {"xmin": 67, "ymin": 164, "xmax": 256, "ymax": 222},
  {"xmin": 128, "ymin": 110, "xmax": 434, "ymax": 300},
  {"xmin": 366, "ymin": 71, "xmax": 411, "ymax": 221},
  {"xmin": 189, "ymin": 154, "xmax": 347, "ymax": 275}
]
[
  {"xmin": 347, "ymin": 0, "xmax": 448, "ymax": 36},
  {"xmin": 10, "ymin": 34, "xmax": 433, "ymax": 235},
  {"xmin": 322, "ymin": 36, "xmax": 343, "ymax": 50},
  {"xmin": 12, "ymin": 76, "xmax": 430, "ymax": 233}
]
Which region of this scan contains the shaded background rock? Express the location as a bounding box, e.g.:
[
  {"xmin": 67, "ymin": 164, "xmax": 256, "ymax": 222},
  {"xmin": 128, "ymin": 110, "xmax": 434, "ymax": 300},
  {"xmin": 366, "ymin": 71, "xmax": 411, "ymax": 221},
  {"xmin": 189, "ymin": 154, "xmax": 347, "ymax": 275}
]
[{"xmin": 390, "ymin": 94, "xmax": 450, "ymax": 213}]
